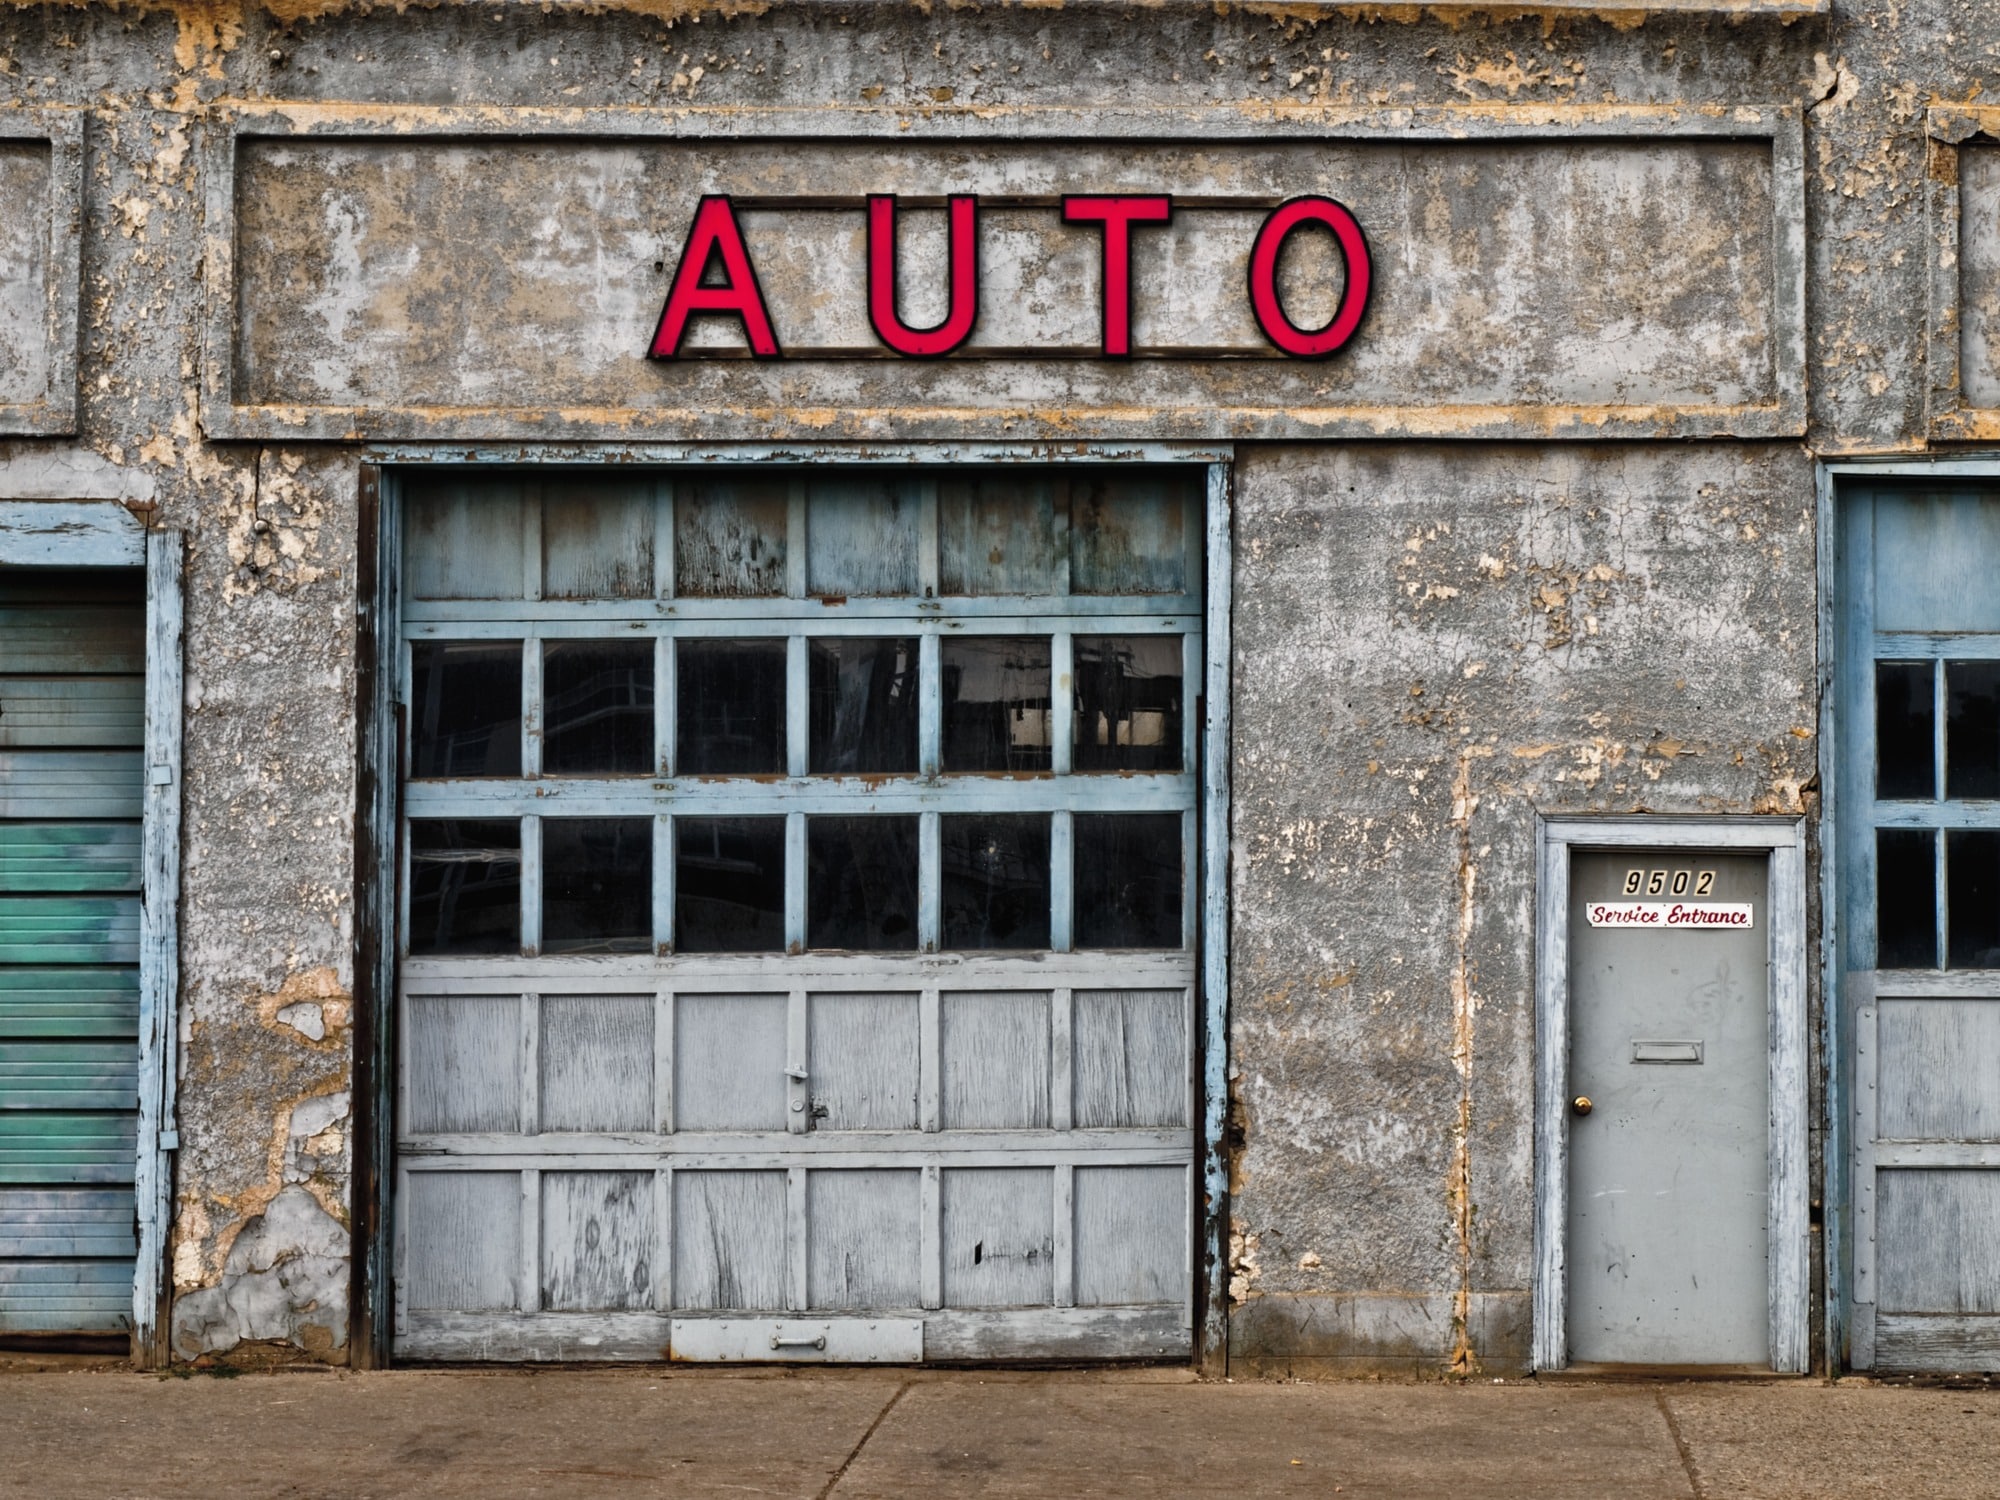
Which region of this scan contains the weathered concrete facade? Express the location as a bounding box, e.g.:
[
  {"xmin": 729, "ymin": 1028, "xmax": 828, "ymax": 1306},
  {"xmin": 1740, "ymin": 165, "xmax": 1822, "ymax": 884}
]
[{"xmin": 2, "ymin": 0, "xmax": 1994, "ymax": 1374}]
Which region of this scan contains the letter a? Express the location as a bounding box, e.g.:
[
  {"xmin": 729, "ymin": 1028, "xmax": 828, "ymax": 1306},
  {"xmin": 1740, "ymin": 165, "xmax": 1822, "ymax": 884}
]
[
  {"xmin": 868, "ymin": 195, "xmax": 979, "ymax": 358},
  {"xmin": 649, "ymin": 196, "xmax": 780, "ymax": 359}
]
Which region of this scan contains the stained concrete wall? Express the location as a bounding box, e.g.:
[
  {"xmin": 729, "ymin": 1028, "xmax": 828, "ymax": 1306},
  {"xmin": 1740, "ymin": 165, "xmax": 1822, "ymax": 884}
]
[
  {"xmin": 1226, "ymin": 442, "xmax": 1817, "ymax": 1375},
  {"xmin": 0, "ymin": 0, "xmax": 1984, "ymax": 1367}
]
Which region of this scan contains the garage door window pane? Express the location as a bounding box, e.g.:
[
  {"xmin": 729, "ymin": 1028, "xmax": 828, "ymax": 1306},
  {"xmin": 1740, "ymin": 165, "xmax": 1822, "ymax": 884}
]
[
  {"xmin": 544, "ymin": 818, "xmax": 652, "ymax": 954},
  {"xmin": 544, "ymin": 641, "xmax": 654, "ymax": 775},
  {"xmin": 808, "ymin": 816, "xmax": 918, "ymax": 951},
  {"xmin": 1947, "ymin": 661, "xmax": 2000, "ymax": 801},
  {"xmin": 410, "ymin": 819, "xmax": 521, "ymax": 955},
  {"xmin": 942, "ymin": 815, "xmax": 1050, "ymax": 950},
  {"xmin": 943, "ymin": 638, "xmax": 1051, "ymax": 773},
  {"xmin": 1948, "ymin": 829, "xmax": 2000, "ymax": 969},
  {"xmin": 1074, "ymin": 814, "xmax": 1183, "ymax": 949},
  {"xmin": 677, "ymin": 817, "xmax": 785, "ymax": 953},
  {"xmin": 411, "ymin": 642, "xmax": 522, "ymax": 779},
  {"xmin": 1876, "ymin": 661, "xmax": 1935, "ymax": 801},
  {"xmin": 1878, "ymin": 828, "xmax": 1937, "ymax": 969},
  {"xmin": 810, "ymin": 638, "xmax": 918, "ymax": 775},
  {"xmin": 1074, "ymin": 636, "xmax": 1183, "ymax": 773},
  {"xmin": 677, "ymin": 639, "xmax": 787, "ymax": 775}
]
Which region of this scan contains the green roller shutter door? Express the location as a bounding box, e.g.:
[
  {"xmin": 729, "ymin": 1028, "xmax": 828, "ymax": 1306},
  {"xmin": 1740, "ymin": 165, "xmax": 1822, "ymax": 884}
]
[{"xmin": 0, "ymin": 572, "xmax": 144, "ymax": 1335}]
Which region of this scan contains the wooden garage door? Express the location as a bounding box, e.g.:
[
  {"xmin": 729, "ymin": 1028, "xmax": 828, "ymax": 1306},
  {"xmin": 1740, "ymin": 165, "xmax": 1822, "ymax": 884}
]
[
  {"xmin": 0, "ymin": 571, "xmax": 145, "ymax": 1336},
  {"xmin": 394, "ymin": 467, "xmax": 1202, "ymax": 1362}
]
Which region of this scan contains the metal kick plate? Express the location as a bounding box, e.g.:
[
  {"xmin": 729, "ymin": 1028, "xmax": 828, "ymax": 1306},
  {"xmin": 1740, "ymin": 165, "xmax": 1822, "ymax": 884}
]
[{"xmin": 669, "ymin": 1318, "xmax": 924, "ymax": 1363}]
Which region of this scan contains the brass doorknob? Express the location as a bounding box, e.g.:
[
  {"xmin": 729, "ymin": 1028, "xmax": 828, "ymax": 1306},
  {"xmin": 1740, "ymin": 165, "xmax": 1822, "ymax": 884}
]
[{"xmin": 1571, "ymin": 1096, "xmax": 1593, "ymax": 1117}]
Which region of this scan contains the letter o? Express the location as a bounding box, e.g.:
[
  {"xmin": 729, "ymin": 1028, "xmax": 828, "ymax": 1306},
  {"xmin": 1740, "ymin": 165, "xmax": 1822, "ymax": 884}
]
[{"xmin": 1247, "ymin": 197, "xmax": 1372, "ymax": 359}]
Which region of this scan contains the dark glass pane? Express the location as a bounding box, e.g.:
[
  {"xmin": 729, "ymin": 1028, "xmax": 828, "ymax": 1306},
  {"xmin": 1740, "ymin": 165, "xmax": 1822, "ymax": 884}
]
[
  {"xmin": 1069, "ymin": 470, "xmax": 1192, "ymax": 595},
  {"xmin": 942, "ymin": 638, "xmax": 1051, "ymax": 773},
  {"xmin": 942, "ymin": 814, "xmax": 1051, "ymax": 950},
  {"xmin": 544, "ymin": 818, "xmax": 652, "ymax": 954},
  {"xmin": 1947, "ymin": 661, "xmax": 2000, "ymax": 800},
  {"xmin": 810, "ymin": 638, "xmax": 918, "ymax": 775},
  {"xmin": 1074, "ymin": 814, "xmax": 1183, "ymax": 949},
  {"xmin": 1876, "ymin": 661, "xmax": 1935, "ymax": 800},
  {"xmin": 410, "ymin": 819, "xmax": 520, "ymax": 955},
  {"xmin": 544, "ymin": 640, "xmax": 654, "ymax": 775},
  {"xmin": 807, "ymin": 816, "xmax": 918, "ymax": 951},
  {"xmin": 676, "ymin": 817, "xmax": 785, "ymax": 953},
  {"xmin": 411, "ymin": 642, "xmax": 522, "ymax": 778},
  {"xmin": 1877, "ymin": 827, "xmax": 1938, "ymax": 969},
  {"xmin": 1074, "ymin": 636, "xmax": 1185, "ymax": 773},
  {"xmin": 677, "ymin": 638, "xmax": 787, "ymax": 775},
  {"xmin": 1949, "ymin": 829, "xmax": 2000, "ymax": 969}
]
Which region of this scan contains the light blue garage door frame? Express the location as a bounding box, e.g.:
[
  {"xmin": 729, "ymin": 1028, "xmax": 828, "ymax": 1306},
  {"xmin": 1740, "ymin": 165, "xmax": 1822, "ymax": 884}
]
[
  {"xmin": 0, "ymin": 501, "xmax": 181, "ymax": 1364},
  {"xmin": 354, "ymin": 442, "xmax": 1235, "ymax": 1370}
]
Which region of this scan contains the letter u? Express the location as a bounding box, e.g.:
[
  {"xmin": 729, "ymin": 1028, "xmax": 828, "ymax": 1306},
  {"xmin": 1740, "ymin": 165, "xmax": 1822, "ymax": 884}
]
[{"xmin": 867, "ymin": 195, "xmax": 979, "ymax": 358}]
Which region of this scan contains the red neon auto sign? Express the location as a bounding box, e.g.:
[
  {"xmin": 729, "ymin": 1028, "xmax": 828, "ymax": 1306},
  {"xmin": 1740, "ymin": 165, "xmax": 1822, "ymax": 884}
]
[{"xmin": 649, "ymin": 194, "xmax": 1371, "ymax": 361}]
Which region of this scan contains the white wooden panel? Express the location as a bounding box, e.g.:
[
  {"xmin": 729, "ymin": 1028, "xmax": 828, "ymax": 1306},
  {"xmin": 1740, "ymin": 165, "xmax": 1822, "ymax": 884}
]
[
  {"xmin": 0, "ymin": 753, "xmax": 142, "ymax": 819},
  {"xmin": 539, "ymin": 996, "xmax": 653, "ymax": 1134},
  {"xmin": 1878, "ymin": 1000, "xmax": 2000, "ymax": 1141},
  {"xmin": 541, "ymin": 1171, "xmax": 654, "ymax": 1312},
  {"xmin": 807, "ymin": 1169, "xmax": 921, "ymax": 1310},
  {"xmin": 0, "ymin": 678, "xmax": 144, "ymax": 748},
  {"xmin": 671, "ymin": 1170, "xmax": 788, "ymax": 1310},
  {"xmin": 0, "ymin": 608, "xmax": 144, "ymax": 674},
  {"xmin": 674, "ymin": 480, "xmax": 788, "ymax": 597},
  {"xmin": 404, "ymin": 1171, "xmax": 521, "ymax": 1311},
  {"xmin": 0, "ymin": 503, "xmax": 143, "ymax": 568},
  {"xmin": 0, "ymin": 1188, "xmax": 138, "ymax": 1257},
  {"xmin": 403, "ymin": 482, "xmax": 528, "ymax": 600},
  {"xmin": 1877, "ymin": 1170, "xmax": 2000, "ymax": 1314},
  {"xmin": 675, "ymin": 994, "xmax": 787, "ymax": 1132},
  {"xmin": 808, "ymin": 991, "xmax": 919, "ymax": 1132},
  {"xmin": 1072, "ymin": 989, "xmax": 1187, "ymax": 1129},
  {"xmin": 541, "ymin": 484, "xmax": 656, "ymax": 600},
  {"xmin": 1072, "ymin": 1165, "xmax": 1185, "ymax": 1307},
  {"xmin": 940, "ymin": 991, "xmax": 1050, "ymax": 1130},
  {"xmin": 406, "ymin": 996, "xmax": 520, "ymax": 1134},
  {"xmin": 941, "ymin": 1167, "xmax": 1053, "ymax": 1309},
  {"xmin": 1876, "ymin": 1314, "xmax": 2000, "ymax": 1372},
  {"xmin": 805, "ymin": 477, "xmax": 921, "ymax": 598}
]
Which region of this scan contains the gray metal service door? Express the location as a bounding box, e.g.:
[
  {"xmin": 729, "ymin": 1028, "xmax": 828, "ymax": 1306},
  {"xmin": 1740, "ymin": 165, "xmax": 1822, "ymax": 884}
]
[
  {"xmin": 1567, "ymin": 851, "xmax": 1770, "ymax": 1366},
  {"xmin": 392, "ymin": 467, "xmax": 1200, "ymax": 1363}
]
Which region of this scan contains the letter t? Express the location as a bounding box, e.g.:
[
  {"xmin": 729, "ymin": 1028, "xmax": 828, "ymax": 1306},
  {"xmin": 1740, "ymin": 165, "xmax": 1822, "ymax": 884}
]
[{"xmin": 1061, "ymin": 196, "xmax": 1172, "ymax": 358}]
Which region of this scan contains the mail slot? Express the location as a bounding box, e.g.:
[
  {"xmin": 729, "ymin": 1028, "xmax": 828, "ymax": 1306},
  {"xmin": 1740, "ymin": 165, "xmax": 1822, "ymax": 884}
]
[{"xmin": 1632, "ymin": 1039, "xmax": 1704, "ymax": 1064}]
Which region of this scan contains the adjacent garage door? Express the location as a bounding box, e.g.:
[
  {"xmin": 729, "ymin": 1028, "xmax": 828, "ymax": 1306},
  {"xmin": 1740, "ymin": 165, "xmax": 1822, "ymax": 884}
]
[
  {"xmin": 0, "ymin": 570, "xmax": 146, "ymax": 1339},
  {"xmin": 394, "ymin": 466, "xmax": 1204, "ymax": 1362}
]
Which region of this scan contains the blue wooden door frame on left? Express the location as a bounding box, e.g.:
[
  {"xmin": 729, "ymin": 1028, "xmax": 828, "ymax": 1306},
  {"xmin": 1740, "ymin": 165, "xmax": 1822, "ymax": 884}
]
[{"xmin": 0, "ymin": 501, "xmax": 182, "ymax": 1366}]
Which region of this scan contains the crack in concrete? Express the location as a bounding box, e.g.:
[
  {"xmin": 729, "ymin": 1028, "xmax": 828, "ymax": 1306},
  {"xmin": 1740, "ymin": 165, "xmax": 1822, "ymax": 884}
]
[
  {"xmin": 817, "ymin": 1379, "xmax": 911, "ymax": 1500},
  {"xmin": 1655, "ymin": 1387, "xmax": 1708, "ymax": 1500}
]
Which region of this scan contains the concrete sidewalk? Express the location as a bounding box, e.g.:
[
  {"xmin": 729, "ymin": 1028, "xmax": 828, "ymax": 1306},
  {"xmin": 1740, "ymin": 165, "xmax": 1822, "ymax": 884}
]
[{"xmin": 1, "ymin": 1362, "xmax": 1995, "ymax": 1500}]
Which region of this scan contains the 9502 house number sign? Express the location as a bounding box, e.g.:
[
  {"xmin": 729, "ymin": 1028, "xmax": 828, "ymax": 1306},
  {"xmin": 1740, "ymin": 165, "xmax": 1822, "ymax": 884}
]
[
  {"xmin": 647, "ymin": 193, "xmax": 1372, "ymax": 362},
  {"xmin": 1587, "ymin": 868, "xmax": 1753, "ymax": 929}
]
